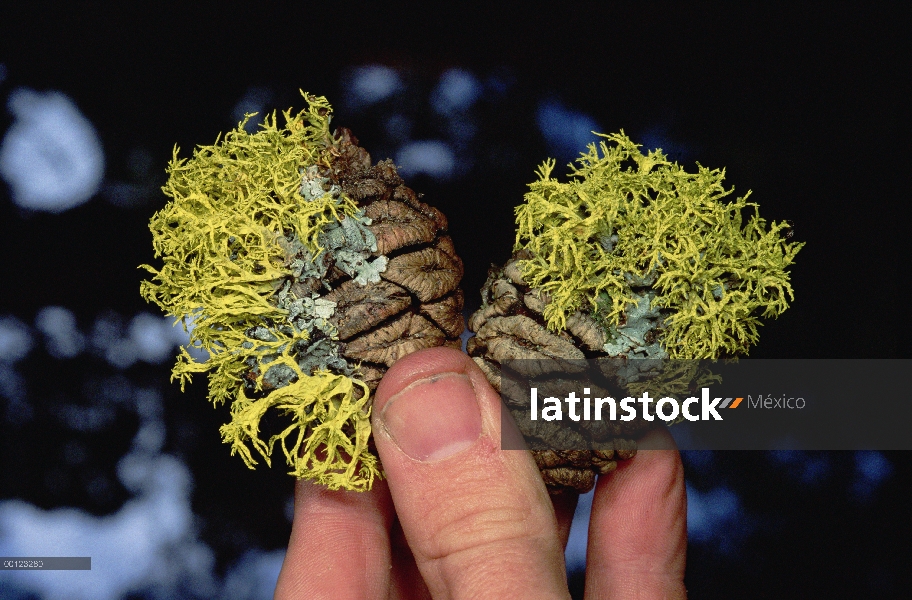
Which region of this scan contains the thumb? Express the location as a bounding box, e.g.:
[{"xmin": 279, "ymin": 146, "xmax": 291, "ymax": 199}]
[{"xmin": 371, "ymin": 346, "xmax": 570, "ymax": 600}]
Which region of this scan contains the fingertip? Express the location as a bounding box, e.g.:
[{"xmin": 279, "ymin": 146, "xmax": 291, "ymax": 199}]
[
  {"xmin": 275, "ymin": 479, "xmax": 394, "ymax": 600},
  {"xmin": 374, "ymin": 346, "xmax": 478, "ymax": 412},
  {"xmin": 585, "ymin": 427, "xmax": 688, "ymax": 599}
]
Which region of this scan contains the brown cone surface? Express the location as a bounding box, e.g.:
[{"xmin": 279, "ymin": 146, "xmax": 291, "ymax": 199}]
[
  {"xmin": 468, "ymin": 252, "xmax": 653, "ymax": 494},
  {"xmin": 329, "ymin": 129, "xmax": 464, "ymax": 387}
]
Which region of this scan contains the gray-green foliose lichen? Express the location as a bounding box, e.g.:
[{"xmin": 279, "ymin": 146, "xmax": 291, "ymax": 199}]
[
  {"xmin": 247, "ymin": 167, "xmax": 390, "ymax": 391},
  {"xmin": 599, "ymin": 290, "xmax": 666, "ymax": 360}
]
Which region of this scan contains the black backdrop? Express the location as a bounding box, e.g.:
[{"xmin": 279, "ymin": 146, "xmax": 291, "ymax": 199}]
[{"xmin": 0, "ymin": 3, "xmax": 908, "ymax": 598}]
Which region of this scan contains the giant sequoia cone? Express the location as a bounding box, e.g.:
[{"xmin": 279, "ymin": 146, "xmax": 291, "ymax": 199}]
[
  {"xmin": 140, "ymin": 95, "xmax": 466, "ymax": 491},
  {"xmin": 469, "ymin": 130, "xmax": 803, "ymax": 494}
]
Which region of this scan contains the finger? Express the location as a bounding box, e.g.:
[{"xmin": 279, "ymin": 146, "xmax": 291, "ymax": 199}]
[
  {"xmin": 275, "ymin": 479, "xmax": 395, "ymax": 600},
  {"xmin": 372, "ymin": 346, "xmax": 571, "ymax": 600},
  {"xmin": 585, "ymin": 427, "xmax": 687, "ymax": 599}
]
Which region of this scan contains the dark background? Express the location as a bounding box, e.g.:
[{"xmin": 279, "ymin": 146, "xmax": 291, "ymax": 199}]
[{"xmin": 0, "ymin": 3, "xmax": 908, "ymax": 598}]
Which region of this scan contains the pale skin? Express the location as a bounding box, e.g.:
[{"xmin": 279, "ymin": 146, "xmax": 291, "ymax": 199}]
[{"xmin": 275, "ymin": 347, "xmax": 687, "ymax": 599}]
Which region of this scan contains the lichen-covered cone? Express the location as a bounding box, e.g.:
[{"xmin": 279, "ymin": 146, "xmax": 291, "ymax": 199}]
[
  {"xmin": 470, "ymin": 132, "xmax": 802, "ymax": 494},
  {"xmin": 467, "ymin": 252, "xmax": 651, "ymax": 494},
  {"xmin": 141, "ymin": 95, "xmax": 465, "ymax": 492}
]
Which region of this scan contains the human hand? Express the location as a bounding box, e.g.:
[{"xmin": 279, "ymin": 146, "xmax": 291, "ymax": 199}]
[{"xmin": 275, "ymin": 347, "xmax": 687, "ymax": 599}]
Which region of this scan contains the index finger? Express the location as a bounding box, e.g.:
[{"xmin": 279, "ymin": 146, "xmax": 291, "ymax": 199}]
[{"xmin": 584, "ymin": 427, "xmax": 688, "ymax": 599}]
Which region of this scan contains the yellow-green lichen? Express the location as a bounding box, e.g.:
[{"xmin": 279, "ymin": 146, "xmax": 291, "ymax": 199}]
[
  {"xmin": 140, "ymin": 93, "xmax": 379, "ymax": 491},
  {"xmin": 515, "ymin": 132, "xmax": 803, "ymax": 359}
]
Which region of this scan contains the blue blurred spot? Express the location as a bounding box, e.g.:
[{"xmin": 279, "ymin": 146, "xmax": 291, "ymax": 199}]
[
  {"xmin": 855, "ymin": 451, "xmax": 892, "ymax": 483},
  {"xmin": 852, "ymin": 451, "xmax": 893, "ymax": 501},
  {"xmin": 446, "ymin": 114, "xmax": 478, "ymax": 143},
  {"xmin": 687, "ymin": 484, "xmax": 750, "ymax": 553},
  {"xmin": 383, "ymin": 113, "xmax": 413, "ymax": 142},
  {"xmin": 345, "ymin": 65, "xmax": 402, "ymax": 109},
  {"xmin": 484, "ymin": 70, "xmax": 514, "ymax": 97},
  {"xmin": 395, "ymin": 140, "xmax": 455, "ymax": 180},
  {"xmin": 88, "ymin": 311, "xmax": 187, "ymax": 369},
  {"xmin": 536, "ymin": 100, "xmax": 600, "ymax": 162},
  {"xmin": 0, "ymin": 88, "xmax": 105, "ymax": 213},
  {"xmin": 768, "ymin": 450, "xmax": 832, "ymax": 485},
  {"xmin": 638, "ymin": 125, "xmax": 693, "ymax": 162},
  {"xmin": 0, "ymin": 316, "xmax": 33, "ymax": 364},
  {"xmin": 681, "ymin": 450, "xmax": 715, "ymax": 471},
  {"xmin": 231, "ymin": 86, "xmax": 274, "ymax": 132},
  {"xmin": 0, "ymin": 364, "xmax": 31, "ymax": 424},
  {"xmin": 0, "ymin": 453, "xmax": 215, "ymax": 599},
  {"xmin": 36, "ymin": 306, "xmax": 85, "ymax": 359},
  {"xmin": 431, "ymin": 68, "xmax": 481, "ymax": 116},
  {"xmin": 221, "ymin": 549, "xmax": 286, "ymax": 600}
]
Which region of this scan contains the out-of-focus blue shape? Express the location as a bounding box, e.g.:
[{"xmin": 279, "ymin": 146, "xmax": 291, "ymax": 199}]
[
  {"xmin": 221, "ymin": 549, "xmax": 286, "ymax": 600},
  {"xmin": 564, "ymin": 488, "xmax": 594, "ymax": 573},
  {"xmin": 798, "ymin": 455, "xmax": 831, "ymax": 484},
  {"xmin": 536, "ymin": 99, "xmax": 600, "ymax": 162},
  {"xmin": 102, "ymin": 146, "xmax": 159, "ymax": 208},
  {"xmin": 36, "ymin": 306, "xmax": 86, "ymax": 359},
  {"xmin": 102, "ymin": 180, "xmax": 147, "ymax": 208},
  {"xmin": 0, "ymin": 380, "xmax": 218, "ymax": 599},
  {"xmin": 90, "ymin": 311, "xmax": 190, "ymax": 369},
  {"xmin": 686, "ymin": 483, "xmax": 743, "ymax": 548},
  {"xmin": 345, "ymin": 65, "xmax": 402, "ymax": 110},
  {"xmin": 431, "ymin": 68, "xmax": 481, "ymax": 116},
  {"xmin": 56, "ymin": 403, "xmax": 117, "ymax": 432},
  {"xmin": 446, "ymin": 114, "xmax": 477, "ymax": 143},
  {"xmin": 0, "ymin": 364, "xmax": 31, "ymax": 423},
  {"xmin": 638, "ymin": 126, "xmax": 692, "ymax": 163},
  {"xmin": 768, "ymin": 450, "xmax": 832, "ymax": 485},
  {"xmin": 0, "ymin": 317, "xmax": 31, "ymax": 422},
  {"xmin": 128, "ymin": 312, "xmax": 179, "ymax": 364},
  {"xmin": 855, "ymin": 451, "xmax": 892, "ymax": 483},
  {"xmin": 484, "ymin": 69, "xmax": 514, "ymax": 97},
  {"xmin": 0, "ymin": 88, "xmax": 104, "ymax": 213},
  {"xmin": 384, "ymin": 113, "xmax": 413, "ymax": 142},
  {"xmin": 126, "ymin": 146, "xmax": 154, "ymax": 179},
  {"xmin": 852, "ymin": 451, "xmax": 893, "ymax": 501},
  {"xmin": 681, "ymin": 450, "xmax": 715, "ymax": 471},
  {"xmin": 0, "ymin": 316, "xmax": 33, "ymax": 364},
  {"xmin": 54, "ymin": 374, "xmax": 131, "ymax": 433},
  {"xmin": 0, "ymin": 454, "xmax": 215, "ymax": 599},
  {"xmin": 395, "ymin": 140, "xmax": 455, "ymax": 180},
  {"xmin": 232, "ymin": 86, "xmax": 274, "ymax": 132}
]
